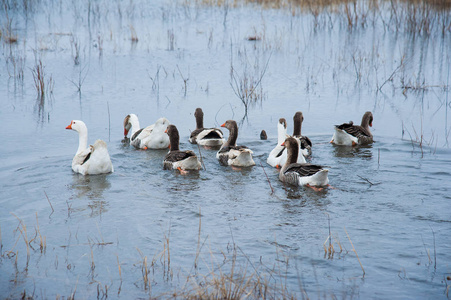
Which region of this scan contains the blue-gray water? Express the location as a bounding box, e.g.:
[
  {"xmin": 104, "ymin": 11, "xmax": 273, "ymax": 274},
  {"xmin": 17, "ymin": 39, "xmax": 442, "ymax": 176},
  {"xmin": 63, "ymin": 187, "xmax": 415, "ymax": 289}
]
[{"xmin": 1, "ymin": 0, "xmax": 450, "ymax": 298}]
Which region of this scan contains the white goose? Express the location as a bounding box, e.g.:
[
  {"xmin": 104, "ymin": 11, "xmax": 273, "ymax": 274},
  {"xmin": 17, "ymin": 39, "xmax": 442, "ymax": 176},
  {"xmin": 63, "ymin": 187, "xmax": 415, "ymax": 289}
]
[
  {"xmin": 66, "ymin": 120, "xmax": 114, "ymax": 175},
  {"xmin": 123, "ymin": 114, "xmax": 170, "ymax": 149},
  {"xmin": 217, "ymin": 120, "xmax": 255, "ymax": 167},
  {"xmin": 267, "ymin": 118, "xmax": 306, "ymax": 168},
  {"xmin": 279, "ymin": 137, "xmax": 329, "ymax": 189},
  {"xmin": 330, "ymin": 111, "xmax": 373, "ymax": 146},
  {"xmin": 164, "ymin": 125, "xmax": 201, "ymax": 172},
  {"xmin": 189, "ymin": 108, "xmax": 225, "ymax": 147}
]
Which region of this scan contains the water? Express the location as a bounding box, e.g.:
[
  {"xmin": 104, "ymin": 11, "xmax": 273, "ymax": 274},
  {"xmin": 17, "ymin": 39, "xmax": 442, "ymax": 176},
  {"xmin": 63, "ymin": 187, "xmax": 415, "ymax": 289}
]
[{"xmin": 1, "ymin": 0, "xmax": 450, "ymax": 298}]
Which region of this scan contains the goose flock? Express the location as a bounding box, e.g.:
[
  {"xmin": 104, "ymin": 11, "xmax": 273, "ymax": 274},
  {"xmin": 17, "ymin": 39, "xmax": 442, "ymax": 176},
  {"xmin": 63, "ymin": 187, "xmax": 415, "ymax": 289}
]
[{"xmin": 66, "ymin": 109, "xmax": 374, "ymax": 189}]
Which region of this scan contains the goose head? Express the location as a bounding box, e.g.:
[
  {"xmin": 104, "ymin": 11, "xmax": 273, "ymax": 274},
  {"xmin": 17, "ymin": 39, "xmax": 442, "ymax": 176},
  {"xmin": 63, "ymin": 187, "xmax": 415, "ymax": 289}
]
[
  {"xmin": 165, "ymin": 124, "xmax": 179, "ymax": 150},
  {"xmin": 154, "ymin": 117, "xmax": 170, "ymax": 129},
  {"xmin": 123, "ymin": 114, "xmax": 139, "ymax": 137},
  {"xmin": 66, "ymin": 120, "xmax": 87, "ymax": 133}
]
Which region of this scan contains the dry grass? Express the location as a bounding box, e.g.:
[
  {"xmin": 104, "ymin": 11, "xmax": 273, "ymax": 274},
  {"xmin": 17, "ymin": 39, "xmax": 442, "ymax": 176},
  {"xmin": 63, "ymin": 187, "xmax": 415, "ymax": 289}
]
[
  {"xmin": 230, "ymin": 48, "xmax": 271, "ymax": 119},
  {"xmin": 31, "ymin": 59, "xmax": 54, "ymax": 97},
  {"xmin": 196, "ymin": 0, "xmax": 451, "ymax": 35},
  {"xmin": 130, "ymin": 25, "xmax": 138, "ymax": 42}
]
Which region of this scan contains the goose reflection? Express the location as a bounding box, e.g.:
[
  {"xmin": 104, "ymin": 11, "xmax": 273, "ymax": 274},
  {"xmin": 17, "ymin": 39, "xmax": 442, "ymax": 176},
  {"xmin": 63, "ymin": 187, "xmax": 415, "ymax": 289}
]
[
  {"xmin": 332, "ymin": 144, "xmax": 373, "ymax": 160},
  {"xmin": 69, "ymin": 174, "xmax": 111, "ymax": 217}
]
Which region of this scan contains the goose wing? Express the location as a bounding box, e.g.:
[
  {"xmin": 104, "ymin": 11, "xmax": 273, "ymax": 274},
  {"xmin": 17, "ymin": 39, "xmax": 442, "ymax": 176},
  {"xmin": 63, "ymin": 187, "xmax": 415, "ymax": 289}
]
[
  {"xmin": 165, "ymin": 150, "xmax": 196, "ymax": 163},
  {"xmin": 336, "ymin": 122, "xmax": 371, "ymax": 138},
  {"xmin": 284, "ymin": 163, "xmax": 324, "ymax": 177}
]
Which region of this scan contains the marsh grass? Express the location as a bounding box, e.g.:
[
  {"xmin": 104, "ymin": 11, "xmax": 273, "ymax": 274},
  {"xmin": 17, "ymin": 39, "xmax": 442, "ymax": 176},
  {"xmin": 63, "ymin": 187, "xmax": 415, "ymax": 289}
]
[
  {"xmin": 31, "ymin": 58, "xmax": 54, "ymax": 97},
  {"xmin": 11, "ymin": 213, "xmax": 30, "ymax": 268},
  {"xmin": 130, "ymin": 25, "xmax": 138, "ymax": 42},
  {"xmin": 198, "ymin": 0, "xmax": 451, "ymax": 35},
  {"xmin": 230, "ymin": 47, "xmax": 271, "ymax": 119}
]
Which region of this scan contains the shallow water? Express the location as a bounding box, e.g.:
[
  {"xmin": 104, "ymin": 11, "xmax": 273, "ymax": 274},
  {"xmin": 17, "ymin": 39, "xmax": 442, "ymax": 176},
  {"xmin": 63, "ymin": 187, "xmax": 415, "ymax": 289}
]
[{"xmin": 1, "ymin": 0, "xmax": 450, "ymax": 298}]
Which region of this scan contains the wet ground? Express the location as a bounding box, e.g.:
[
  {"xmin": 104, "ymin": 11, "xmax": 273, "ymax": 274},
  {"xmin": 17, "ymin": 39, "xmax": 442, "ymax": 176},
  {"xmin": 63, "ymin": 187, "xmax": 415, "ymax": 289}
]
[{"xmin": 1, "ymin": 0, "xmax": 450, "ymax": 298}]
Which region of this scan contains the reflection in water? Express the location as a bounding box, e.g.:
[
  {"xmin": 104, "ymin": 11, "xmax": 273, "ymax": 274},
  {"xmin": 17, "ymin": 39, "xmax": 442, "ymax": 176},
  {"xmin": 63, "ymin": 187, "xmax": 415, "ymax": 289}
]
[
  {"xmin": 33, "ymin": 95, "xmax": 53, "ymax": 125},
  {"xmin": 332, "ymin": 144, "xmax": 373, "ymax": 159},
  {"xmin": 166, "ymin": 171, "xmax": 201, "ymax": 193},
  {"xmin": 69, "ymin": 174, "xmax": 111, "ymax": 217},
  {"xmin": 284, "ymin": 185, "xmax": 330, "ymax": 203}
]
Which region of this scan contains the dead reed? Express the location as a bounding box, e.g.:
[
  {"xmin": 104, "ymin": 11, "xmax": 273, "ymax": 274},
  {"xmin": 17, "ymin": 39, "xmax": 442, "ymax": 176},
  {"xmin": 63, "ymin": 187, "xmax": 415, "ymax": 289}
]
[
  {"xmin": 11, "ymin": 213, "xmax": 30, "ymax": 267},
  {"xmin": 177, "ymin": 64, "xmax": 189, "ymax": 97},
  {"xmin": 130, "ymin": 25, "xmax": 138, "ymax": 42},
  {"xmin": 31, "ymin": 58, "xmax": 54, "ymax": 97},
  {"xmin": 44, "ymin": 190, "xmax": 54, "ymax": 214},
  {"xmin": 230, "ymin": 49, "xmax": 271, "ymax": 118},
  {"xmin": 35, "ymin": 212, "xmax": 46, "ymax": 253},
  {"xmin": 259, "ymin": 161, "xmax": 274, "ymax": 194},
  {"xmin": 344, "ymin": 226, "xmax": 365, "ymax": 276}
]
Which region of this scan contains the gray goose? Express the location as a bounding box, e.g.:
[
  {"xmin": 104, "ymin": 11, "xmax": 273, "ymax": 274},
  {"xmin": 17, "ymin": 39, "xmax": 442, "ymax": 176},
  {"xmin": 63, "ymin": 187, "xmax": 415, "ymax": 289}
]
[
  {"xmin": 189, "ymin": 108, "xmax": 224, "ymax": 147},
  {"xmin": 330, "ymin": 111, "xmax": 373, "ymax": 146},
  {"xmin": 216, "ymin": 120, "xmax": 255, "ymax": 167},
  {"xmin": 164, "ymin": 125, "xmax": 201, "ymax": 171},
  {"xmin": 279, "ymin": 137, "xmax": 329, "ymax": 188}
]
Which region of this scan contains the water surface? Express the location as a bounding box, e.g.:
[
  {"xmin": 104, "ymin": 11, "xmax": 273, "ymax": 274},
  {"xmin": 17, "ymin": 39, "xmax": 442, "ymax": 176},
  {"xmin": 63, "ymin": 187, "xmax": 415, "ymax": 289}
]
[{"xmin": 1, "ymin": 0, "xmax": 450, "ymax": 298}]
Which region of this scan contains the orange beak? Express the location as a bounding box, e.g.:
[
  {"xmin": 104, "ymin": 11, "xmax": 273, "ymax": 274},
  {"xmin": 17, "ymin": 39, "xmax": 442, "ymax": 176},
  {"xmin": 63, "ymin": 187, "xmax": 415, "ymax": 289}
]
[
  {"xmin": 66, "ymin": 121, "xmax": 73, "ymax": 130},
  {"xmin": 165, "ymin": 128, "xmax": 168, "ymax": 133},
  {"xmin": 168, "ymin": 144, "xmax": 171, "ymax": 149},
  {"xmin": 221, "ymin": 123, "xmax": 225, "ymax": 127},
  {"xmin": 370, "ymin": 122, "xmax": 373, "ymax": 127},
  {"xmin": 281, "ymin": 142, "xmax": 285, "ymax": 146},
  {"xmin": 124, "ymin": 128, "xmax": 129, "ymax": 136}
]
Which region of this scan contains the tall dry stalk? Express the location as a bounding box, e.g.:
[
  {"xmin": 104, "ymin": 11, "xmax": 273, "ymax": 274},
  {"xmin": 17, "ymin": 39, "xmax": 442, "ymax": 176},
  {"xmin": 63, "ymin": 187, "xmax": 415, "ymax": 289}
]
[
  {"xmin": 31, "ymin": 59, "xmax": 54, "ymax": 97},
  {"xmin": 11, "ymin": 213, "xmax": 30, "ymax": 267},
  {"xmin": 230, "ymin": 50, "xmax": 271, "ymax": 119},
  {"xmin": 35, "ymin": 212, "xmax": 46, "ymax": 253},
  {"xmin": 344, "ymin": 226, "xmax": 365, "ymax": 275}
]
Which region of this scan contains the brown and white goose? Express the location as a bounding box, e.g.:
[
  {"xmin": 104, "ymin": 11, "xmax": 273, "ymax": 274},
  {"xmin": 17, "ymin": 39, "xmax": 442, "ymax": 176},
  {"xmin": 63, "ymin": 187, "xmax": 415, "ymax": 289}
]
[
  {"xmin": 292, "ymin": 111, "xmax": 312, "ymax": 157},
  {"xmin": 66, "ymin": 120, "xmax": 114, "ymax": 175},
  {"xmin": 217, "ymin": 120, "xmax": 255, "ymax": 167},
  {"xmin": 279, "ymin": 137, "xmax": 329, "ymax": 188},
  {"xmin": 189, "ymin": 108, "xmax": 225, "ymax": 147},
  {"xmin": 123, "ymin": 114, "xmax": 170, "ymax": 149},
  {"xmin": 330, "ymin": 111, "xmax": 373, "ymax": 146},
  {"xmin": 164, "ymin": 125, "xmax": 201, "ymax": 171}
]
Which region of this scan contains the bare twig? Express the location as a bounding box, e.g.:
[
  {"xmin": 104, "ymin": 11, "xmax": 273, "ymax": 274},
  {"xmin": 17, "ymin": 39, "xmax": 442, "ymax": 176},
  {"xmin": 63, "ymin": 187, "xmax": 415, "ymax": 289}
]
[
  {"xmin": 176, "ymin": 65, "xmax": 189, "ymax": 97},
  {"xmin": 259, "ymin": 162, "xmax": 274, "ymax": 194},
  {"xmin": 430, "ymin": 226, "xmax": 437, "ymax": 270},
  {"xmin": 357, "ymin": 175, "xmax": 380, "ymax": 186},
  {"xmin": 378, "ymin": 56, "xmax": 405, "ymax": 91},
  {"xmin": 44, "ymin": 191, "xmax": 54, "ymax": 214}
]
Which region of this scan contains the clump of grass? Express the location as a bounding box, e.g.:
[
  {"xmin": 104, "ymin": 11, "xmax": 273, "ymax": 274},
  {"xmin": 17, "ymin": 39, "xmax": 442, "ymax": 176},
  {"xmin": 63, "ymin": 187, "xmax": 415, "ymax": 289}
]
[
  {"xmin": 31, "ymin": 59, "xmax": 54, "ymax": 97},
  {"xmin": 230, "ymin": 48, "xmax": 271, "ymax": 119},
  {"xmin": 130, "ymin": 25, "xmax": 138, "ymax": 42},
  {"xmin": 166, "ymin": 244, "xmax": 296, "ymax": 299},
  {"xmin": 11, "ymin": 213, "xmax": 30, "ymax": 268}
]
